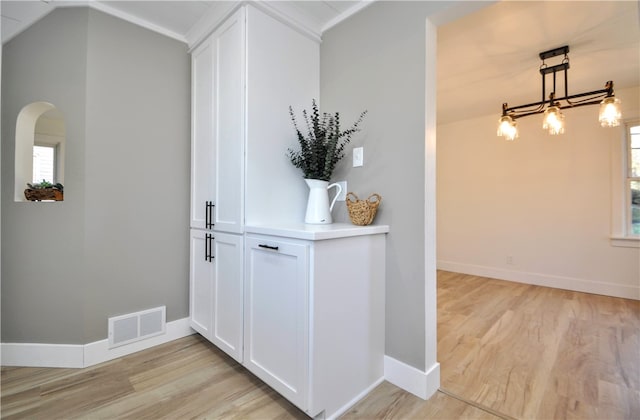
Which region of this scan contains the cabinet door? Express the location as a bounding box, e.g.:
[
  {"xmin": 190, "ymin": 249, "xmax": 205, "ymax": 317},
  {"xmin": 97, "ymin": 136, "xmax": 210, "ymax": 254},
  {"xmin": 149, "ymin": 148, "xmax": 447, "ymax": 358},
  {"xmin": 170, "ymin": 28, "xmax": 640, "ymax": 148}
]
[
  {"xmin": 244, "ymin": 235, "xmax": 309, "ymax": 411},
  {"xmin": 190, "ymin": 37, "xmax": 215, "ymax": 230},
  {"xmin": 190, "ymin": 8, "xmax": 245, "ymax": 232},
  {"xmin": 189, "ymin": 229, "xmax": 214, "ymax": 340},
  {"xmin": 212, "ymin": 9, "xmax": 245, "ymax": 233},
  {"xmin": 210, "ymin": 232, "xmax": 244, "ymax": 362}
]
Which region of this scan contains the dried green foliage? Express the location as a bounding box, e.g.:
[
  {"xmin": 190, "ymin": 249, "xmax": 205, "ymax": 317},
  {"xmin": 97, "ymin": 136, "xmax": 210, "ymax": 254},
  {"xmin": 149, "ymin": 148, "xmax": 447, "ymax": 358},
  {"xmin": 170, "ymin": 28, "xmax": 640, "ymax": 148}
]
[{"xmin": 287, "ymin": 100, "xmax": 367, "ymax": 182}]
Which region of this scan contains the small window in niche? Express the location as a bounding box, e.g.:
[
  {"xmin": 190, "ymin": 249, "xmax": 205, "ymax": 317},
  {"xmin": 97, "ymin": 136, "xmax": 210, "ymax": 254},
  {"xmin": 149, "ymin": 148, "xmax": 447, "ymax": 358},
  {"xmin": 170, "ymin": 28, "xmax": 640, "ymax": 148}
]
[
  {"xmin": 33, "ymin": 144, "xmax": 56, "ymax": 184},
  {"xmin": 15, "ymin": 102, "xmax": 66, "ymax": 202}
]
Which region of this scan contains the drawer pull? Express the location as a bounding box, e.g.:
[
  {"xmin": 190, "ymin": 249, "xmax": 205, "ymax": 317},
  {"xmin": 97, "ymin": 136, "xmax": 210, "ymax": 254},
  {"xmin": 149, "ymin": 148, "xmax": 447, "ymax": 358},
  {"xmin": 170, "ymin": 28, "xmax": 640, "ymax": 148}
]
[{"xmin": 258, "ymin": 244, "xmax": 279, "ymax": 251}]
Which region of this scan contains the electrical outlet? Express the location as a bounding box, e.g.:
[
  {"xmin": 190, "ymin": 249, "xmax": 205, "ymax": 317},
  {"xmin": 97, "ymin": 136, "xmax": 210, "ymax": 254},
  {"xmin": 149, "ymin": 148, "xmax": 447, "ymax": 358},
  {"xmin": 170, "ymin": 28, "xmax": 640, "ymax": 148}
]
[
  {"xmin": 353, "ymin": 147, "xmax": 364, "ymax": 167},
  {"xmin": 506, "ymin": 256, "xmax": 514, "ymax": 265},
  {"xmin": 336, "ymin": 181, "xmax": 347, "ymax": 201}
]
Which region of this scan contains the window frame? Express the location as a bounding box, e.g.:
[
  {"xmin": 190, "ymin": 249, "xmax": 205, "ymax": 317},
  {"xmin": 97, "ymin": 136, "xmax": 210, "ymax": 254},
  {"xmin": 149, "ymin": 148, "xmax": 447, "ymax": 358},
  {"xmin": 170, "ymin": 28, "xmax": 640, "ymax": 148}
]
[
  {"xmin": 611, "ymin": 119, "xmax": 640, "ymax": 247},
  {"xmin": 626, "ymin": 122, "xmax": 640, "ymax": 237},
  {"xmin": 32, "ymin": 143, "xmax": 58, "ymax": 184}
]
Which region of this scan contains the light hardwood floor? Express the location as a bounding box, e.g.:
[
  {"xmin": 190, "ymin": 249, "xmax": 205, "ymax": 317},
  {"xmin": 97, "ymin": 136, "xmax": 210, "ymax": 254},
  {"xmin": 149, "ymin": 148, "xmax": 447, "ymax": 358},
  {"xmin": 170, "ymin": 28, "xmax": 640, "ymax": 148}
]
[{"xmin": 2, "ymin": 271, "xmax": 638, "ymax": 419}]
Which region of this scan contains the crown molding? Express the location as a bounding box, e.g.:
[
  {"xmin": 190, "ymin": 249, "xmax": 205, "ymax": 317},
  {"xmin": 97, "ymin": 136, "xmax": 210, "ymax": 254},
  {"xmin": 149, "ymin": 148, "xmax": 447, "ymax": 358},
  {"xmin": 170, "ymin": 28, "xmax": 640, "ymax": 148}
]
[
  {"xmin": 2, "ymin": 1, "xmax": 188, "ymax": 45},
  {"xmin": 88, "ymin": 1, "xmax": 187, "ymax": 43},
  {"xmin": 185, "ymin": 0, "xmax": 243, "ymax": 50},
  {"xmin": 186, "ymin": 0, "xmax": 326, "ymax": 51},
  {"xmin": 3, "ymin": 0, "xmax": 378, "ymax": 49},
  {"xmin": 251, "ymin": 0, "xmax": 322, "ymax": 43},
  {"xmin": 321, "ymin": 0, "xmax": 377, "ymax": 33},
  {"xmin": 185, "ymin": 0, "xmax": 379, "ymax": 49}
]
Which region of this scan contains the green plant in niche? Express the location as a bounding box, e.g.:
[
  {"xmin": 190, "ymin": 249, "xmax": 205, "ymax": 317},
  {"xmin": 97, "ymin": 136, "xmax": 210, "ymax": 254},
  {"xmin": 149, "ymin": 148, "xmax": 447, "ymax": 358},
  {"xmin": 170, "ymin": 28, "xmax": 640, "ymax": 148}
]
[
  {"xmin": 27, "ymin": 179, "xmax": 63, "ymax": 191},
  {"xmin": 24, "ymin": 179, "xmax": 64, "ymax": 201},
  {"xmin": 287, "ymin": 100, "xmax": 367, "ymax": 182}
]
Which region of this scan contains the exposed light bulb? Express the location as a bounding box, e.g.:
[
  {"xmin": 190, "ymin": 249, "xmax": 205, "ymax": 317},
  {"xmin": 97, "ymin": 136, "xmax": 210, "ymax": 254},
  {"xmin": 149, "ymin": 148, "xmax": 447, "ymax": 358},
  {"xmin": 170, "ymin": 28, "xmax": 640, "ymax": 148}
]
[
  {"xmin": 599, "ymin": 96, "xmax": 622, "ymax": 127},
  {"xmin": 497, "ymin": 115, "xmax": 518, "ymax": 141},
  {"xmin": 542, "ymin": 106, "xmax": 565, "ymax": 135}
]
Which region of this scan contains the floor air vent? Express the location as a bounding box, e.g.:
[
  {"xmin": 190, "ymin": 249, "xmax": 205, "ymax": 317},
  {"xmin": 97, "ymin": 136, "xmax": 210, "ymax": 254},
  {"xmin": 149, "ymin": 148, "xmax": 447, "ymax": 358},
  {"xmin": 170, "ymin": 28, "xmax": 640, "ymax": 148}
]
[{"xmin": 108, "ymin": 306, "xmax": 166, "ymax": 349}]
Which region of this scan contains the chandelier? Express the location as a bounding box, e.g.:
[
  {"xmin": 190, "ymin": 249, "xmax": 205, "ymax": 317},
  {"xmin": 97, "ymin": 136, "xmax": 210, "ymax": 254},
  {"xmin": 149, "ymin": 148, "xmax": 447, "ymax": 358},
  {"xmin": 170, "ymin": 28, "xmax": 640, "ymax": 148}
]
[{"xmin": 497, "ymin": 45, "xmax": 622, "ymax": 141}]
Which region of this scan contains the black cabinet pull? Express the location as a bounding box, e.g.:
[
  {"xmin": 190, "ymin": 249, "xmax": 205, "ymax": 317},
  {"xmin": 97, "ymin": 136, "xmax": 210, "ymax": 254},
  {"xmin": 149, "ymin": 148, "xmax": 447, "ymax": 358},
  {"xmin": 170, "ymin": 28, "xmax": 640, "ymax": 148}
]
[
  {"xmin": 205, "ymin": 233, "xmax": 209, "ymax": 262},
  {"xmin": 205, "ymin": 234, "xmax": 215, "ymax": 262},
  {"xmin": 205, "ymin": 201, "xmax": 215, "ymax": 230},
  {"xmin": 258, "ymin": 244, "xmax": 279, "ymax": 251},
  {"xmin": 205, "ymin": 201, "xmax": 210, "ymax": 229}
]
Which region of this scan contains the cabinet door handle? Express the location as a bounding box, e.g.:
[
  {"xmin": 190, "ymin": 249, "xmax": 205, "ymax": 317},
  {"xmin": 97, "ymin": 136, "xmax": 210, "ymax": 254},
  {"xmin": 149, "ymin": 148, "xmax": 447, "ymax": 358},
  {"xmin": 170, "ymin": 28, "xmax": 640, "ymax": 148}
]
[
  {"xmin": 205, "ymin": 232, "xmax": 208, "ymax": 261},
  {"xmin": 258, "ymin": 244, "xmax": 279, "ymax": 251},
  {"xmin": 205, "ymin": 234, "xmax": 215, "ymax": 262},
  {"xmin": 205, "ymin": 201, "xmax": 210, "ymax": 229},
  {"xmin": 205, "ymin": 201, "xmax": 215, "ymax": 230}
]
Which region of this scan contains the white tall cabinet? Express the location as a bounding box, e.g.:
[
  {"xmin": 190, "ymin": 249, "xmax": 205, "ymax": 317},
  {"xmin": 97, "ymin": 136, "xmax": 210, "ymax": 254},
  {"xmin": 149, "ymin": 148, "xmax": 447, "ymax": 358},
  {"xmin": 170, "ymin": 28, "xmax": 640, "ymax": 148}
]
[
  {"xmin": 189, "ymin": 4, "xmax": 388, "ymax": 419},
  {"xmin": 189, "ymin": 4, "xmax": 319, "ymax": 365},
  {"xmin": 189, "ymin": 8, "xmax": 246, "ymax": 364}
]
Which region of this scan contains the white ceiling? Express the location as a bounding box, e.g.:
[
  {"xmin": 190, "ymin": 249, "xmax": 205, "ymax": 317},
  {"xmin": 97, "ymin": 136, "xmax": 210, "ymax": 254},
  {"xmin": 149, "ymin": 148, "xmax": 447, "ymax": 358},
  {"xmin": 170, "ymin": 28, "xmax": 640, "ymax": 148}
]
[
  {"xmin": 437, "ymin": 0, "xmax": 640, "ymax": 124},
  {"xmin": 2, "ymin": 1, "xmax": 638, "ymax": 125},
  {"xmin": 0, "ymin": 0, "xmax": 364, "ymax": 44}
]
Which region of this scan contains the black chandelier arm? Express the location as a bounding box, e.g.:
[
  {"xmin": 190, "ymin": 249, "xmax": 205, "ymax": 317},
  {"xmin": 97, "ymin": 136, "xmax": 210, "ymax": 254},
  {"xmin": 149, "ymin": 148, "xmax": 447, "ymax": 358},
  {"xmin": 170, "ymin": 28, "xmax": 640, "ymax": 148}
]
[
  {"xmin": 502, "ymin": 82, "xmax": 614, "ymax": 119},
  {"xmin": 497, "ymin": 44, "xmax": 621, "ymax": 132}
]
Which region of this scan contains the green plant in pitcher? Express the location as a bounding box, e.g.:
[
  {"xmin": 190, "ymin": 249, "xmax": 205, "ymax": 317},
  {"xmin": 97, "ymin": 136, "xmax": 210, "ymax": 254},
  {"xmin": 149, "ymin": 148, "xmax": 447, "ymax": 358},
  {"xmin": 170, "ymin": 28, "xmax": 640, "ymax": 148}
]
[{"xmin": 287, "ymin": 100, "xmax": 367, "ymax": 182}]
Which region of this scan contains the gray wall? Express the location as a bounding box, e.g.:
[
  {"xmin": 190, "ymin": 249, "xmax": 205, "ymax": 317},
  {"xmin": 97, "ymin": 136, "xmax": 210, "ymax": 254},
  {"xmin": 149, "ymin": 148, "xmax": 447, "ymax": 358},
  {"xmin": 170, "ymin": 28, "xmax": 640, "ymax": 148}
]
[
  {"xmin": 321, "ymin": 1, "xmax": 451, "ymax": 370},
  {"xmin": 2, "ymin": 8, "xmax": 89, "ymax": 343},
  {"xmin": 1, "ymin": 7, "xmax": 190, "ymax": 344}
]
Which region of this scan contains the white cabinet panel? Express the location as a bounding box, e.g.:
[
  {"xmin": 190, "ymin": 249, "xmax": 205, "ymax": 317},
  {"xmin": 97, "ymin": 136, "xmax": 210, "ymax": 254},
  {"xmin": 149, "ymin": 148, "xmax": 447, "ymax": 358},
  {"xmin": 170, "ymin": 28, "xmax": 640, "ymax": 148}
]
[
  {"xmin": 189, "ymin": 229, "xmax": 214, "ymax": 339},
  {"xmin": 190, "ymin": 38, "xmax": 215, "ymax": 230},
  {"xmin": 244, "ymin": 6, "xmax": 319, "ymax": 226},
  {"xmin": 210, "ymin": 232, "xmax": 243, "ymax": 362},
  {"xmin": 244, "ymin": 236, "xmax": 309, "ymax": 410},
  {"xmin": 189, "ymin": 229, "xmax": 243, "ymax": 362},
  {"xmin": 190, "ymin": 9, "xmax": 245, "ymax": 233},
  {"xmin": 213, "ymin": 11, "xmax": 245, "ymax": 233}
]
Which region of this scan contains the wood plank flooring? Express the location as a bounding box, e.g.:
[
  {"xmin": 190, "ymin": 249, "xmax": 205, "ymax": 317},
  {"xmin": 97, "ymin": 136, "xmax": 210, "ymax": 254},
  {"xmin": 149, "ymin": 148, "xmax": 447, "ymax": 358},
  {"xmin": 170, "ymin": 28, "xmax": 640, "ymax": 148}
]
[
  {"xmin": 436, "ymin": 271, "xmax": 639, "ymax": 420},
  {"xmin": 2, "ymin": 271, "xmax": 638, "ymax": 419}
]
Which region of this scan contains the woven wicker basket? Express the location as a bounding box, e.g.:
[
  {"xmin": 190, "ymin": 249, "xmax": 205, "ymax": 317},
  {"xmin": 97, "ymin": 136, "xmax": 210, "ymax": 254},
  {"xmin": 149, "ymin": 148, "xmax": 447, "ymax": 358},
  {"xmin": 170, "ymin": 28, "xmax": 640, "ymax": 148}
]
[
  {"xmin": 24, "ymin": 188, "xmax": 63, "ymax": 201},
  {"xmin": 346, "ymin": 192, "xmax": 381, "ymax": 226}
]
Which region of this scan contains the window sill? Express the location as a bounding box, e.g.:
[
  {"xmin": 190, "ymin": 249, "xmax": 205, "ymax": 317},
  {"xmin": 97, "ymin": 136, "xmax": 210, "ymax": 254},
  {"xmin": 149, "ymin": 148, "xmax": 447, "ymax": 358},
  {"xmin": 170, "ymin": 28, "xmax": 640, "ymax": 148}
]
[{"xmin": 610, "ymin": 236, "xmax": 640, "ymax": 248}]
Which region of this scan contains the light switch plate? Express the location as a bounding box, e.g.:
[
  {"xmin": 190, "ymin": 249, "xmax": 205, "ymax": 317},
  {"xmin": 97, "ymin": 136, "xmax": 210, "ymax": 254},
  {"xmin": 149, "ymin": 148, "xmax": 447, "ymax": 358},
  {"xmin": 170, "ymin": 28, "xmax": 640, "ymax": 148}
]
[{"xmin": 353, "ymin": 147, "xmax": 363, "ymax": 167}]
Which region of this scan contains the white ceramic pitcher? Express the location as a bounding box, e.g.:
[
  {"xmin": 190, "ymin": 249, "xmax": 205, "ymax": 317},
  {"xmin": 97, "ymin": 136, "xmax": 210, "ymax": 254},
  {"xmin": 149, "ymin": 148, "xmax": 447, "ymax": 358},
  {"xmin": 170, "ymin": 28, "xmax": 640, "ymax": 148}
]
[{"xmin": 304, "ymin": 179, "xmax": 342, "ymax": 224}]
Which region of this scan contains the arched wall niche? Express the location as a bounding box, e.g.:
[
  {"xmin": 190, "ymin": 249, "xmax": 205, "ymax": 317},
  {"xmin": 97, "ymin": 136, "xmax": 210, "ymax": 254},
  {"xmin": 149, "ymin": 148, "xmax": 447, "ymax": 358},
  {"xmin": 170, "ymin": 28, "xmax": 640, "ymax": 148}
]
[{"xmin": 14, "ymin": 102, "xmax": 66, "ymax": 202}]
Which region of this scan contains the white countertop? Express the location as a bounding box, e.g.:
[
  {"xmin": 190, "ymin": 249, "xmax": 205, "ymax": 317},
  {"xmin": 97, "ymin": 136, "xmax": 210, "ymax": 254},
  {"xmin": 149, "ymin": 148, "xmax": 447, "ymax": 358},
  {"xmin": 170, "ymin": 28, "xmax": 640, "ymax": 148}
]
[{"xmin": 245, "ymin": 222, "xmax": 390, "ymax": 240}]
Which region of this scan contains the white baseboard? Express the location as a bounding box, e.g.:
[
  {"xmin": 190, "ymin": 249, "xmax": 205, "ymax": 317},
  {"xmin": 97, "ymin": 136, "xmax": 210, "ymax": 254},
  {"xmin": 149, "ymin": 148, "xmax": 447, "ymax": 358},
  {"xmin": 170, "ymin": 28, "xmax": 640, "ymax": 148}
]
[
  {"xmin": 384, "ymin": 355, "xmax": 440, "ymax": 400},
  {"xmin": 437, "ymin": 261, "xmax": 640, "ymax": 301},
  {"xmin": 84, "ymin": 317, "xmax": 194, "ymax": 367},
  {"xmin": 1, "ymin": 317, "xmax": 195, "ymax": 368},
  {"xmin": 0, "ymin": 343, "xmax": 85, "ymax": 368}
]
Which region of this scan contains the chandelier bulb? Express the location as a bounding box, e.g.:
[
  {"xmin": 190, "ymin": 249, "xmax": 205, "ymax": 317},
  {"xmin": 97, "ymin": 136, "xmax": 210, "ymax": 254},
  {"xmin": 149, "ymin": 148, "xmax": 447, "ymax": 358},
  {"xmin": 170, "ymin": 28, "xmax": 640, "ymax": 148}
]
[
  {"xmin": 599, "ymin": 96, "xmax": 622, "ymax": 127},
  {"xmin": 542, "ymin": 106, "xmax": 565, "ymax": 135},
  {"xmin": 497, "ymin": 115, "xmax": 518, "ymax": 141}
]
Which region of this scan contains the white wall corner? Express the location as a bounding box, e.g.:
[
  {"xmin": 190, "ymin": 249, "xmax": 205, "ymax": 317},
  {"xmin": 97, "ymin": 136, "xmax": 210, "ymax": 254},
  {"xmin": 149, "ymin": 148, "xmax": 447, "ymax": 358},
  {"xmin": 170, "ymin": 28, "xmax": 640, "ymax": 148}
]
[
  {"xmin": 325, "ymin": 376, "xmax": 385, "ymax": 420},
  {"xmin": 384, "ymin": 355, "xmax": 440, "ymax": 400},
  {"xmin": 1, "ymin": 318, "xmax": 195, "ymax": 369}
]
